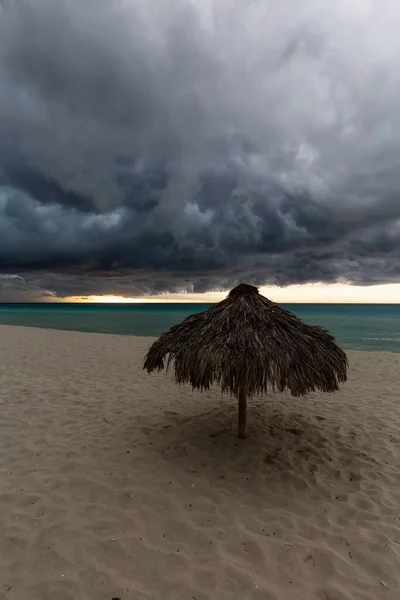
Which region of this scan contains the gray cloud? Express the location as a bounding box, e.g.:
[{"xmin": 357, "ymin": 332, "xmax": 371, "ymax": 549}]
[{"xmin": 1, "ymin": 0, "xmax": 400, "ymax": 299}]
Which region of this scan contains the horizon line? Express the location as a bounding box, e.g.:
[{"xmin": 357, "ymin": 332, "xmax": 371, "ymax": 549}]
[{"xmin": 2, "ymin": 300, "xmax": 400, "ymax": 305}]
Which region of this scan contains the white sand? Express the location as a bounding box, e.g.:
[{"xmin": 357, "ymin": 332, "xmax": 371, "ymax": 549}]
[{"xmin": 0, "ymin": 325, "xmax": 399, "ymax": 600}]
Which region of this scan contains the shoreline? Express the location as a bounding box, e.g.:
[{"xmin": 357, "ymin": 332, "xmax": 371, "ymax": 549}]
[
  {"xmin": 1, "ymin": 325, "xmax": 399, "ymax": 599},
  {"xmin": 0, "ymin": 323, "xmax": 399, "ymax": 354}
]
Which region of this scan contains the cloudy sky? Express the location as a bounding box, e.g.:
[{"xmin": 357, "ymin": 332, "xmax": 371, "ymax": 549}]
[{"xmin": 1, "ymin": 0, "xmax": 400, "ymax": 302}]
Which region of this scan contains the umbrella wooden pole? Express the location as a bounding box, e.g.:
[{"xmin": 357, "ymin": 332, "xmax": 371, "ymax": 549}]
[{"xmin": 238, "ymin": 388, "xmax": 247, "ymax": 438}]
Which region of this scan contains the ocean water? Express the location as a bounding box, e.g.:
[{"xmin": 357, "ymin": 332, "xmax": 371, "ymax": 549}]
[{"xmin": 0, "ymin": 302, "xmax": 399, "ymax": 352}]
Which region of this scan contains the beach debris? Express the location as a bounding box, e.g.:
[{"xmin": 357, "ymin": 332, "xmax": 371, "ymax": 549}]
[{"xmin": 144, "ymin": 283, "xmax": 348, "ymax": 438}]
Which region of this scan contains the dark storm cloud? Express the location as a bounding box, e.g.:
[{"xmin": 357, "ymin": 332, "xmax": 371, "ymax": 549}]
[{"xmin": 1, "ymin": 0, "xmax": 400, "ymax": 299}]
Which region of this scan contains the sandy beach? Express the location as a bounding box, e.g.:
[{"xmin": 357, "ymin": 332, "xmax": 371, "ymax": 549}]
[{"xmin": 0, "ymin": 325, "xmax": 399, "ymax": 600}]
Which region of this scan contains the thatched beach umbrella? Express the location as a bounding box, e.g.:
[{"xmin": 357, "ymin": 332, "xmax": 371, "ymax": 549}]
[{"xmin": 144, "ymin": 284, "xmax": 348, "ymax": 438}]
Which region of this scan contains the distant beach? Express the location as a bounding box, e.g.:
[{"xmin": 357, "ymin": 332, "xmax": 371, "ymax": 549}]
[
  {"xmin": 0, "ymin": 325, "xmax": 399, "ymax": 599},
  {"xmin": 0, "ymin": 302, "xmax": 400, "ymax": 351}
]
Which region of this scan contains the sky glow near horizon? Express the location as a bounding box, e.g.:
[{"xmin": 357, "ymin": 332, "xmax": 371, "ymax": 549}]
[{"xmin": 57, "ymin": 282, "xmax": 400, "ymax": 304}]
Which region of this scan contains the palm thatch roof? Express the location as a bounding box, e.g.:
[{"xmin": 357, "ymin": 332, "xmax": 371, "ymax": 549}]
[
  {"xmin": 144, "ymin": 284, "xmax": 348, "ymax": 437},
  {"xmin": 144, "ymin": 283, "xmax": 347, "ymax": 396}
]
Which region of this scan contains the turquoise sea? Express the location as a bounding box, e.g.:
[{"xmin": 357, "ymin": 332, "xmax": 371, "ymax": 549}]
[{"xmin": 0, "ymin": 302, "xmax": 399, "ymax": 352}]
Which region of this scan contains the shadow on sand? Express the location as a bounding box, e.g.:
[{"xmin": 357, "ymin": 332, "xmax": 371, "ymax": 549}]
[{"xmin": 131, "ymin": 397, "xmax": 374, "ymax": 485}]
